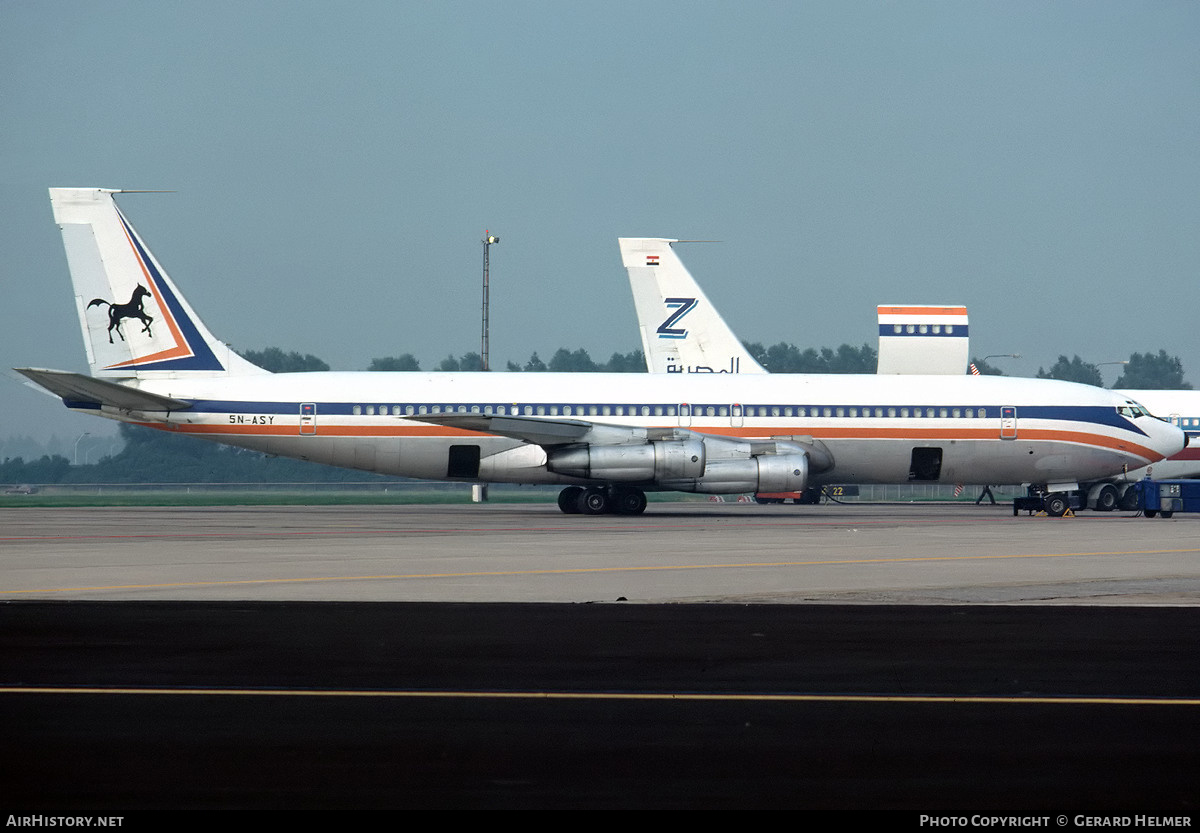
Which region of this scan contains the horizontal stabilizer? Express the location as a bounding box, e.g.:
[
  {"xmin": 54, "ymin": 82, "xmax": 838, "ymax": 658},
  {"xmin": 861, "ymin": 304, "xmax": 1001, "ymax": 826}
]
[{"xmin": 14, "ymin": 368, "xmax": 192, "ymax": 412}]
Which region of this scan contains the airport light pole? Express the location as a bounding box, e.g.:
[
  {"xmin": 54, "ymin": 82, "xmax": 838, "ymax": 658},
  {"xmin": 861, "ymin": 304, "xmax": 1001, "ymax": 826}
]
[
  {"xmin": 475, "ymin": 231, "xmax": 499, "ymax": 505},
  {"xmin": 481, "ymin": 231, "xmax": 499, "ymax": 371},
  {"xmin": 73, "ymin": 432, "xmax": 90, "ymax": 466},
  {"xmin": 1097, "ymin": 360, "xmax": 1129, "ymax": 387}
]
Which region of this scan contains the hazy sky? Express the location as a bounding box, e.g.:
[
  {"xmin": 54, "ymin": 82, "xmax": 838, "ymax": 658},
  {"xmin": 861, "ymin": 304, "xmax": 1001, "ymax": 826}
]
[{"xmin": 3, "ymin": 1, "xmax": 1198, "ymax": 444}]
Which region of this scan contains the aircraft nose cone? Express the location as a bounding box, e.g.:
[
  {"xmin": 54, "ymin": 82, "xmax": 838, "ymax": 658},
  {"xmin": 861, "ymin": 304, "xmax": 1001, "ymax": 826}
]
[{"xmin": 1163, "ymin": 422, "xmax": 1187, "ymax": 457}]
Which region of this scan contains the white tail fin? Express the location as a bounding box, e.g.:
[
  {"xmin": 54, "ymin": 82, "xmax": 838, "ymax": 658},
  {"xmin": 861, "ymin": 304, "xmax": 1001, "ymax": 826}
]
[
  {"xmin": 875, "ymin": 305, "xmax": 969, "ymax": 375},
  {"xmin": 48, "ymin": 188, "xmax": 266, "ymax": 379},
  {"xmin": 618, "ymin": 238, "xmax": 766, "ymax": 375}
]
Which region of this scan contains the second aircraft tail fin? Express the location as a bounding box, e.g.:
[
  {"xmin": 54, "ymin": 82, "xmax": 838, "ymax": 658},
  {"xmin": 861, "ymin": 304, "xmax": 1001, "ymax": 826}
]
[{"xmin": 618, "ymin": 238, "xmax": 766, "ymax": 375}]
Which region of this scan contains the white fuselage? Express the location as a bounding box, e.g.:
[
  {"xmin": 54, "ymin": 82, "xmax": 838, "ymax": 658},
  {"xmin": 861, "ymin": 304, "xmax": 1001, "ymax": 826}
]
[{"xmin": 80, "ymin": 370, "xmax": 1184, "ymax": 490}]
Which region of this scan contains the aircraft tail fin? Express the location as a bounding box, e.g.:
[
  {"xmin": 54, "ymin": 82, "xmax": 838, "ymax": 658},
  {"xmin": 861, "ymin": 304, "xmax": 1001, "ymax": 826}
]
[
  {"xmin": 48, "ymin": 188, "xmax": 267, "ymax": 380},
  {"xmin": 618, "ymin": 238, "xmax": 766, "ymax": 375}
]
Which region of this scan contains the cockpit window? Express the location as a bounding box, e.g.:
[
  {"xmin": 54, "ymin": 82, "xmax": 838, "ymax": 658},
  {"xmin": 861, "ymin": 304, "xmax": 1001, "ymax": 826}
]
[{"xmin": 1117, "ymin": 401, "xmax": 1149, "ymax": 419}]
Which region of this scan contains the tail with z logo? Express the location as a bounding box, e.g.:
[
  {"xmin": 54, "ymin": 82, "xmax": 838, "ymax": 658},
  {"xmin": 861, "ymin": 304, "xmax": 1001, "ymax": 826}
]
[{"xmin": 618, "ymin": 238, "xmax": 766, "ymax": 375}]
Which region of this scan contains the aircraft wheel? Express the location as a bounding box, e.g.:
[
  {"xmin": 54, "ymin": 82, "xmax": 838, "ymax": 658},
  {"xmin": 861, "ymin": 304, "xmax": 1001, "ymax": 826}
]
[
  {"xmin": 557, "ymin": 486, "xmax": 584, "ymax": 514},
  {"xmin": 1118, "ymin": 485, "xmax": 1140, "ymax": 511},
  {"xmin": 1095, "ymin": 484, "xmax": 1119, "ymax": 512},
  {"xmin": 1043, "ymin": 493, "xmax": 1068, "ymax": 517},
  {"xmin": 612, "ymin": 487, "xmax": 648, "ymax": 515},
  {"xmin": 577, "ymin": 487, "xmax": 611, "ymax": 515}
]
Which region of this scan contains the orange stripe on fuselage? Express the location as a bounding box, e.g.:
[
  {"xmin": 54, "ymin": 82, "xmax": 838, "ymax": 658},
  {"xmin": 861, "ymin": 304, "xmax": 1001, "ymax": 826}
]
[
  {"xmin": 877, "ymin": 306, "xmax": 967, "ymax": 316},
  {"xmin": 136, "ymin": 421, "xmax": 1166, "ymax": 464}
]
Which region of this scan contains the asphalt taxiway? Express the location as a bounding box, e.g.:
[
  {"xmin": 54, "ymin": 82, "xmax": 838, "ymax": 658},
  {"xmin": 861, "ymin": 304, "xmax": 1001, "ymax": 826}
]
[
  {"xmin": 1, "ymin": 501, "xmax": 1198, "ymax": 603},
  {"xmin": 2, "ymin": 502, "xmax": 1198, "ymax": 813}
]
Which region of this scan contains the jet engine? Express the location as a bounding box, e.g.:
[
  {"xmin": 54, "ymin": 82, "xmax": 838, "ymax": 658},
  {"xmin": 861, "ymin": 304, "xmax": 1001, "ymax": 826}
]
[
  {"xmin": 546, "ymin": 439, "xmax": 706, "ymax": 482},
  {"xmin": 660, "ymin": 453, "xmax": 809, "ymax": 494}
]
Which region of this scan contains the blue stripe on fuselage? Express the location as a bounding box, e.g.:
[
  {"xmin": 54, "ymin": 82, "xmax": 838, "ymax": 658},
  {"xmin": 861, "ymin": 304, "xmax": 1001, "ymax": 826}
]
[{"xmin": 165, "ymin": 399, "xmax": 1148, "ymax": 436}]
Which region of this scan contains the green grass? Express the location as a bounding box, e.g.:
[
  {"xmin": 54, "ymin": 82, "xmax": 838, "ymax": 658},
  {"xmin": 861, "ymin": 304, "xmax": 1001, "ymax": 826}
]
[
  {"xmin": 0, "ymin": 488, "xmax": 712, "ymax": 509},
  {"xmin": 0, "ymin": 489, "xmax": 558, "ymax": 508}
]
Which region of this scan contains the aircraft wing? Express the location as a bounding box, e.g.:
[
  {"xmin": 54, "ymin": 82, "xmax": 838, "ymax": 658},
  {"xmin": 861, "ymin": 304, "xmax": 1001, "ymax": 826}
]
[
  {"xmin": 411, "ymin": 412, "xmax": 653, "ymax": 446},
  {"xmin": 14, "ymin": 367, "xmax": 193, "ymax": 412},
  {"xmin": 411, "ymin": 412, "xmax": 829, "ymax": 463}
]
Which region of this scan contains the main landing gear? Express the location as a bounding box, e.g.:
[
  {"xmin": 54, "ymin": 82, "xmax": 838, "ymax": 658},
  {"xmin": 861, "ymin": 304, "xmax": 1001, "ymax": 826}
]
[{"xmin": 557, "ymin": 485, "xmax": 648, "ymax": 515}]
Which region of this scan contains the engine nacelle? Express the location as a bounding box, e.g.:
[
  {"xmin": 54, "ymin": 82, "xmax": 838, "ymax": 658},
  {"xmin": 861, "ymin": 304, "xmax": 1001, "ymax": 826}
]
[
  {"xmin": 661, "ymin": 453, "xmax": 809, "ymax": 494},
  {"xmin": 547, "ymin": 439, "xmax": 706, "ymax": 482}
]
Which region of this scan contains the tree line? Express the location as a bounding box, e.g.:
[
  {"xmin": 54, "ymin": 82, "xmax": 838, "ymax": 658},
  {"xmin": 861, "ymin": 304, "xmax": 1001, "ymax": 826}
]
[
  {"xmin": 1021, "ymin": 350, "xmax": 1191, "ymax": 389},
  {"xmin": 239, "ymin": 342, "xmax": 881, "ymax": 375},
  {"xmin": 240, "ymin": 343, "xmax": 1191, "ymax": 388}
]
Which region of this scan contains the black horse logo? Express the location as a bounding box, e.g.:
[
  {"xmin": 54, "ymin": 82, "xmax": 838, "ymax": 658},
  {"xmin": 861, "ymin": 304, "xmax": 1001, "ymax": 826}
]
[{"xmin": 87, "ymin": 284, "xmax": 155, "ymax": 343}]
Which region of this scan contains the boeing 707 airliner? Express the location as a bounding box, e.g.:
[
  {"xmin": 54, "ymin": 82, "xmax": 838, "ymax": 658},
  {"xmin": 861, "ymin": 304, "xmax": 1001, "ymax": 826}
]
[{"xmin": 15, "ymin": 190, "xmax": 1184, "ymax": 515}]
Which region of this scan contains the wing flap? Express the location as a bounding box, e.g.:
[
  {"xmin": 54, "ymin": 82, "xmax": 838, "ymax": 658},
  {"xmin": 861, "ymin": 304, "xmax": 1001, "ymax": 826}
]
[{"xmin": 410, "ymin": 413, "xmax": 600, "ymax": 446}]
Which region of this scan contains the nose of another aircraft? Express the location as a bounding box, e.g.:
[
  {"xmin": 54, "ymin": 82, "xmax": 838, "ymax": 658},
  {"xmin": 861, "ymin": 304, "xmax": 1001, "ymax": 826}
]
[{"xmin": 1155, "ymin": 419, "xmax": 1187, "ymax": 460}]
